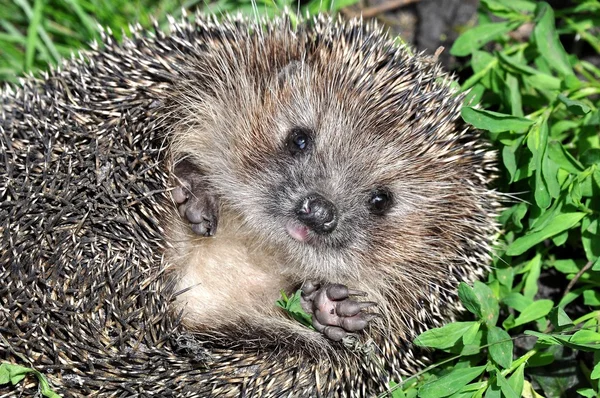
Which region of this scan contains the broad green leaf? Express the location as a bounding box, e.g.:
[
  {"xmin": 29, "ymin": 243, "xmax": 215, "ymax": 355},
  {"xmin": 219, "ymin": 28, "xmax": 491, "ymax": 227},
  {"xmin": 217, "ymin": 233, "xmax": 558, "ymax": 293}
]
[
  {"xmin": 593, "ymin": 257, "xmax": 600, "ymax": 271},
  {"xmin": 525, "ymin": 74, "xmax": 562, "ymax": 91},
  {"xmin": 533, "ymin": 3, "xmax": 574, "ymax": 76},
  {"xmin": 464, "ymin": 84, "xmax": 486, "ymax": 105},
  {"xmin": 579, "ymin": 169, "xmax": 600, "ymax": 198},
  {"xmin": 495, "ymin": 0, "xmax": 536, "ymax": 12},
  {"xmin": 481, "ymin": 0, "xmax": 535, "ymax": 17},
  {"xmin": 523, "ymin": 254, "xmax": 542, "ymax": 300},
  {"xmin": 523, "ymin": 381, "xmax": 546, "ymax": 398},
  {"xmin": 485, "ymin": 377, "xmax": 501, "ymax": 398},
  {"xmin": 506, "ymin": 213, "xmax": 586, "ymax": 256},
  {"xmin": 388, "ymin": 381, "xmax": 406, "ymax": 398},
  {"xmin": 587, "ymin": 109, "xmax": 600, "ymax": 126},
  {"xmin": 0, "ymin": 365, "xmax": 7, "ymax": 385},
  {"xmin": 495, "ymin": 264, "xmax": 514, "ymax": 288},
  {"xmin": 459, "ymin": 323, "xmax": 483, "ymax": 356},
  {"xmin": 414, "ymin": 322, "xmax": 478, "ymax": 349},
  {"xmin": 548, "ymin": 307, "xmax": 573, "ymax": 331},
  {"xmin": 563, "ymin": 74, "xmax": 582, "ymax": 90},
  {"xmin": 570, "ymin": 330, "xmax": 600, "ymax": 345},
  {"xmin": 569, "ymin": 179, "xmax": 584, "ymax": 207},
  {"xmin": 0, "ymin": 363, "xmax": 60, "ymax": 398},
  {"xmin": 528, "ymin": 192, "xmax": 564, "ymax": 233},
  {"xmin": 473, "ymin": 281, "xmax": 499, "ymax": 327},
  {"xmin": 582, "ymin": 216, "xmax": 600, "ymax": 262},
  {"xmin": 487, "ymin": 326, "xmax": 513, "ymax": 369},
  {"xmin": 542, "ymin": 156, "xmax": 561, "ymax": 199},
  {"xmin": 490, "ymin": 68, "xmax": 505, "ymax": 98},
  {"xmin": 496, "ymin": 370, "xmax": 520, "ymax": 398},
  {"xmin": 551, "ymin": 230, "xmax": 568, "ymax": 246},
  {"xmin": 503, "ymin": 293, "xmax": 533, "ymax": 312},
  {"xmin": 577, "ymin": 388, "xmax": 597, "ymax": 398},
  {"xmin": 418, "ymin": 366, "xmax": 486, "ymax": 398},
  {"xmin": 462, "ymin": 59, "xmax": 499, "ymax": 91},
  {"xmin": 461, "ymin": 107, "xmax": 533, "ymax": 133},
  {"xmin": 502, "ymin": 145, "xmax": 518, "ymax": 182},
  {"xmin": 508, "ymin": 300, "xmax": 553, "ymax": 329},
  {"xmin": 506, "ymin": 74, "xmax": 523, "ymax": 117},
  {"xmin": 275, "ymin": 289, "xmax": 313, "ymax": 328},
  {"xmin": 591, "ymin": 362, "xmax": 600, "ymax": 380},
  {"xmin": 557, "ymin": 94, "xmax": 591, "ymax": 116},
  {"xmin": 535, "ymin": 327, "xmax": 600, "ymax": 352},
  {"xmin": 551, "ymin": 120, "xmax": 580, "ymax": 137},
  {"xmin": 459, "ymin": 344, "xmax": 482, "ymax": 357},
  {"xmin": 463, "ymin": 320, "xmax": 481, "ymax": 346},
  {"xmin": 579, "ymin": 126, "xmax": 600, "ymax": 154},
  {"xmin": 472, "ymin": 51, "xmax": 496, "ymax": 74},
  {"xmin": 508, "ymin": 364, "xmax": 525, "ymax": 396},
  {"xmin": 583, "ymin": 290, "xmax": 600, "ymax": 306},
  {"xmin": 511, "ymin": 203, "xmax": 528, "ymax": 231},
  {"xmin": 458, "ymin": 283, "xmax": 482, "ymax": 318},
  {"xmin": 497, "ymin": 51, "xmax": 539, "ymax": 76},
  {"xmin": 454, "ymin": 381, "xmax": 488, "ymax": 395},
  {"xmin": 451, "ymin": 21, "xmax": 519, "ymax": 56},
  {"xmin": 0, "ymin": 363, "xmax": 30, "ymax": 385},
  {"xmin": 527, "ymin": 117, "xmax": 550, "ymax": 209},
  {"xmin": 500, "ymin": 135, "xmax": 526, "ymax": 183},
  {"xmin": 585, "ymin": 217, "xmax": 598, "ymax": 235},
  {"xmin": 547, "ymin": 141, "xmax": 584, "ymax": 174}
]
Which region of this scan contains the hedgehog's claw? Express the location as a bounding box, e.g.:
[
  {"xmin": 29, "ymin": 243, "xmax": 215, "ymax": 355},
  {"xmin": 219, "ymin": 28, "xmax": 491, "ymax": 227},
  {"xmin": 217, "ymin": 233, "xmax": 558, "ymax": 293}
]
[
  {"xmin": 173, "ymin": 159, "xmax": 219, "ymax": 237},
  {"xmin": 301, "ymin": 282, "xmax": 378, "ymax": 341},
  {"xmin": 337, "ymin": 300, "xmax": 377, "ymax": 317},
  {"xmin": 312, "ymin": 320, "xmax": 346, "ymax": 342}
]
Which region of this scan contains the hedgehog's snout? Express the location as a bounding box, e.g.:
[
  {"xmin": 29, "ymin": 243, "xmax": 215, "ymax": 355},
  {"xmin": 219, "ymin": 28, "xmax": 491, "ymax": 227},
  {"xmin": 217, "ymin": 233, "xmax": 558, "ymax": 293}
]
[{"xmin": 294, "ymin": 193, "xmax": 338, "ymax": 234}]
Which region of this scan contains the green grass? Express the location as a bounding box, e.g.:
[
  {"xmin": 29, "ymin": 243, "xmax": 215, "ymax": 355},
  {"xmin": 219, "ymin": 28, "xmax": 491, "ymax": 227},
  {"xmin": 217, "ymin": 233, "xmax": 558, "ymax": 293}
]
[
  {"xmin": 1, "ymin": 0, "xmax": 186, "ymax": 81},
  {"xmin": 1, "ymin": 0, "xmax": 599, "ymax": 397}
]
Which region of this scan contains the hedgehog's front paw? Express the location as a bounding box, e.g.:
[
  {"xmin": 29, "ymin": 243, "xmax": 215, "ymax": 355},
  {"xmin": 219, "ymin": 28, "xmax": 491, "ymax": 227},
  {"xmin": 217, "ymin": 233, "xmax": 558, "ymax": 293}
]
[
  {"xmin": 172, "ymin": 159, "xmax": 219, "ymax": 237},
  {"xmin": 300, "ymin": 281, "xmax": 378, "ymax": 341}
]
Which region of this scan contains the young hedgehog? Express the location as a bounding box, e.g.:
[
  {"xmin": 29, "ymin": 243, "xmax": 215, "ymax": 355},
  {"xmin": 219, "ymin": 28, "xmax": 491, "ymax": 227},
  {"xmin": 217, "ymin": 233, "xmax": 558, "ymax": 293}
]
[{"xmin": 0, "ymin": 13, "xmax": 497, "ymax": 397}]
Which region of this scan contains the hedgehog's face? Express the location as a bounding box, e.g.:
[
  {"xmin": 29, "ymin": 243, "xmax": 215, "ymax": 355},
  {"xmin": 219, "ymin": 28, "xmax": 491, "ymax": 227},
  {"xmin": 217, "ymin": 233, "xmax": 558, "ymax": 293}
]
[
  {"xmin": 281, "ymin": 124, "xmax": 395, "ymax": 243},
  {"xmin": 177, "ymin": 48, "xmax": 489, "ymax": 281},
  {"xmin": 170, "ymin": 25, "xmax": 493, "ymax": 292},
  {"xmin": 262, "ymin": 122, "xmax": 399, "ymax": 250},
  {"xmin": 208, "ymin": 70, "xmax": 436, "ymax": 280}
]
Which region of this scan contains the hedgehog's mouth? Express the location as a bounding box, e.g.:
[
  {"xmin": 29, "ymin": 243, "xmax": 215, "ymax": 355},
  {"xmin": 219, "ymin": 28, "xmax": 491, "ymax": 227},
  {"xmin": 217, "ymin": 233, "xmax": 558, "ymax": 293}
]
[{"xmin": 286, "ymin": 222, "xmax": 310, "ymax": 242}]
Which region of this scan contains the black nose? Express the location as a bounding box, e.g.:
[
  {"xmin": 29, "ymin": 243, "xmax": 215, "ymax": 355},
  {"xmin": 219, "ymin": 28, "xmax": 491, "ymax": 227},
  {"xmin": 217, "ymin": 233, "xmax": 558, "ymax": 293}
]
[{"xmin": 295, "ymin": 193, "xmax": 338, "ymax": 234}]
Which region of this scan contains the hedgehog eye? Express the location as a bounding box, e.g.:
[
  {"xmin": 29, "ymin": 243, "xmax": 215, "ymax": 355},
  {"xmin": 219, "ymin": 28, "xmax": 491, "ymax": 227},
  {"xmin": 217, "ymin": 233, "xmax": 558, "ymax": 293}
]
[
  {"xmin": 368, "ymin": 189, "xmax": 393, "ymax": 215},
  {"xmin": 286, "ymin": 127, "xmax": 313, "ymax": 155}
]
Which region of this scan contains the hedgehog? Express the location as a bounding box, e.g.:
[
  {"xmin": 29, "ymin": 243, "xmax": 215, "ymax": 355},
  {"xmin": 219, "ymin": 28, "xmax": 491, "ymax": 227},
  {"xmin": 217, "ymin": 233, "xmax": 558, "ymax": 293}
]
[{"xmin": 0, "ymin": 12, "xmax": 498, "ymax": 397}]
